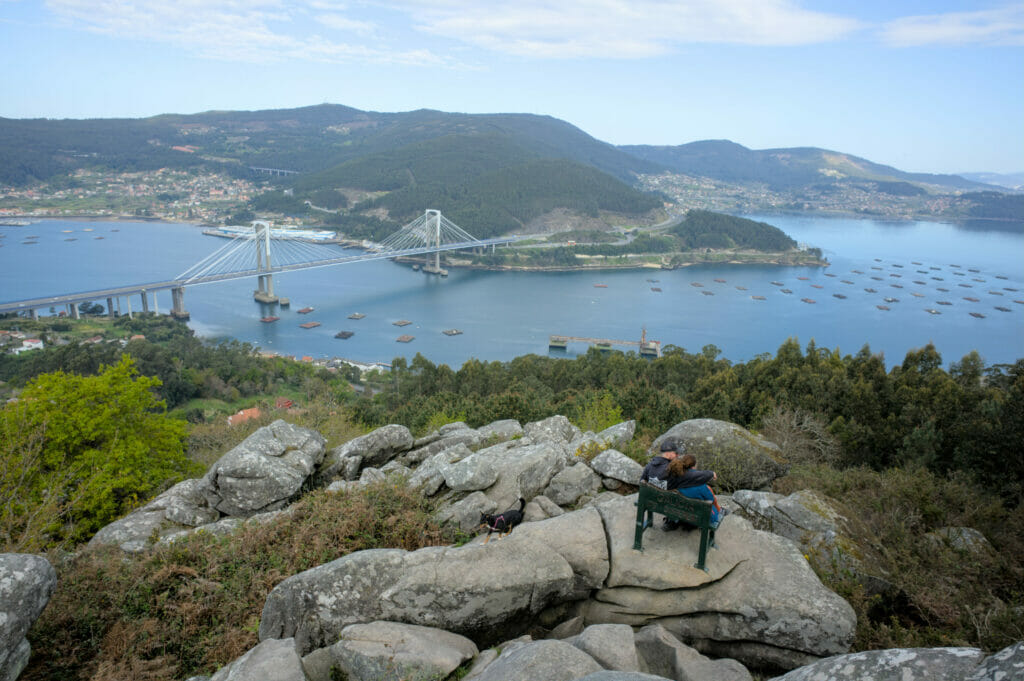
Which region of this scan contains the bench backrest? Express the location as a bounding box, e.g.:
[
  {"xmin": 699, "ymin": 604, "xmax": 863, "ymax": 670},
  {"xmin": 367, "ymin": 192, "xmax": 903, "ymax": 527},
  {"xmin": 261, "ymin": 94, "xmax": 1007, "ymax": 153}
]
[{"xmin": 638, "ymin": 483, "xmax": 713, "ymax": 527}]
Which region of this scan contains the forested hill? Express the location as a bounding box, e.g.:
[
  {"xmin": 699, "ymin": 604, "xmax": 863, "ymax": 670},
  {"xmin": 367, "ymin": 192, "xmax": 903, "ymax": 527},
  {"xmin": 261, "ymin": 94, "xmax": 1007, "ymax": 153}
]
[
  {"xmin": 294, "ymin": 133, "xmax": 662, "ymax": 237},
  {"xmin": 619, "ymin": 140, "xmax": 993, "ymax": 192},
  {"xmin": 670, "ymin": 210, "xmax": 798, "ymax": 251},
  {"xmin": 0, "ymin": 104, "xmax": 657, "ymax": 187}
]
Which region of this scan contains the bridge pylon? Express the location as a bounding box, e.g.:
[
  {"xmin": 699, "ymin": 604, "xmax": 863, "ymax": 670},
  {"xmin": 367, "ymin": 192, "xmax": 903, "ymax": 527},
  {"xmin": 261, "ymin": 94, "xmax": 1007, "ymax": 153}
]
[
  {"xmin": 421, "ymin": 209, "xmax": 448, "ymax": 276},
  {"xmin": 252, "ymin": 221, "xmax": 281, "ymax": 303}
]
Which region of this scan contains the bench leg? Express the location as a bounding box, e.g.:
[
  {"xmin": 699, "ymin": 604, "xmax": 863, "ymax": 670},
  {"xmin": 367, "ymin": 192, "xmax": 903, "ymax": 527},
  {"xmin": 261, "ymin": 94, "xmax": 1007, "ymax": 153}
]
[
  {"xmin": 694, "ymin": 527, "xmax": 711, "ymax": 572},
  {"xmin": 633, "ymin": 507, "xmax": 651, "ymax": 551}
]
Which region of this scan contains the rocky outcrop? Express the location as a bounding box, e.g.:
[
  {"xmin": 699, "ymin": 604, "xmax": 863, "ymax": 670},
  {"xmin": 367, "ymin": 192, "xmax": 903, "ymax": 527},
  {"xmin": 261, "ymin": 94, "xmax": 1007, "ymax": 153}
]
[
  {"xmin": 653, "ymin": 419, "xmax": 788, "ymax": 491},
  {"xmin": 1, "ymin": 554, "xmax": 57, "ymax": 681},
  {"xmin": 468, "ymin": 639, "xmax": 603, "ymax": 681},
  {"xmin": 634, "ymin": 623, "xmax": 752, "ymax": 681},
  {"xmin": 318, "ymin": 424, "xmax": 412, "ymax": 482},
  {"xmin": 208, "ymin": 637, "xmax": 305, "ymax": 681},
  {"xmin": 589, "ymin": 449, "xmax": 644, "ymax": 486},
  {"xmin": 585, "ymin": 494, "xmax": 856, "ymax": 669},
  {"xmin": 200, "ymin": 420, "xmax": 327, "ymax": 517},
  {"xmin": 300, "ymin": 621, "xmax": 478, "ymax": 681},
  {"xmin": 768, "ymin": 642, "xmax": 1024, "ymax": 681}
]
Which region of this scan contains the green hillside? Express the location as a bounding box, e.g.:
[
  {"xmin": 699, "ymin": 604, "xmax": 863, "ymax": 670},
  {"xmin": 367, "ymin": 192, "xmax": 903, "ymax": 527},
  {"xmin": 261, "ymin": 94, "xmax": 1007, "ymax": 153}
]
[
  {"xmin": 619, "ymin": 140, "xmax": 992, "ymax": 192},
  {"xmin": 670, "ymin": 210, "xmax": 798, "ymax": 250}
]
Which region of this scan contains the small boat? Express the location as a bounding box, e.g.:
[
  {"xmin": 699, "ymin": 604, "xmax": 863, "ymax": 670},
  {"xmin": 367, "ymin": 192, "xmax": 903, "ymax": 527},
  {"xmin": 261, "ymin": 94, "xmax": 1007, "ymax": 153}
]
[
  {"xmin": 770, "ymin": 281, "xmax": 783, "ymax": 286},
  {"xmin": 299, "ymin": 321, "xmax": 321, "ymax": 329},
  {"xmin": 963, "ymin": 297, "xmax": 980, "ymax": 302},
  {"xmin": 864, "ymin": 288, "xmax": 877, "ymax": 293},
  {"xmin": 260, "ymin": 316, "xmax": 279, "ymax": 323},
  {"xmin": 801, "ymin": 298, "xmax": 816, "ymax": 304},
  {"xmin": 691, "ymin": 282, "xmax": 704, "ymax": 287},
  {"xmin": 969, "ymin": 312, "xmax": 985, "ymax": 319},
  {"xmin": 751, "ymin": 295, "xmax": 766, "ymax": 300},
  {"xmin": 884, "ymin": 297, "xmax": 899, "ymax": 303},
  {"xmin": 297, "ymin": 307, "xmax": 314, "ymax": 314},
  {"xmin": 780, "ymin": 289, "xmax": 792, "ymax": 294},
  {"xmin": 593, "ymin": 284, "xmax": 608, "ymax": 288},
  {"xmin": 994, "ymin": 306, "xmax": 1011, "ymax": 313},
  {"xmin": 926, "ymin": 309, "xmax": 941, "ymax": 315},
  {"xmin": 714, "ymin": 278, "xmax": 726, "ymax": 283},
  {"xmin": 393, "ymin": 320, "xmax": 412, "ymax": 326},
  {"xmin": 833, "ymin": 293, "xmax": 847, "ymax": 299},
  {"xmin": 701, "ymin": 290, "xmax": 715, "ymax": 296},
  {"xmin": 442, "ymin": 329, "xmax": 463, "ymax": 336},
  {"xmin": 811, "ymin": 284, "xmax": 824, "ymax": 289},
  {"xmin": 937, "ymin": 301, "xmax": 952, "ymax": 306},
  {"xmin": 650, "ymin": 287, "xmax": 662, "ymax": 292},
  {"xmin": 876, "ymin": 305, "xmax": 890, "ymax": 310},
  {"xmin": 334, "ymin": 330, "xmax": 354, "ymax": 339},
  {"xmin": 396, "ymin": 334, "xmax": 415, "ymax": 342},
  {"xmin": 348, "ymin": 312, "xmax": 365, "ymax": 319}
]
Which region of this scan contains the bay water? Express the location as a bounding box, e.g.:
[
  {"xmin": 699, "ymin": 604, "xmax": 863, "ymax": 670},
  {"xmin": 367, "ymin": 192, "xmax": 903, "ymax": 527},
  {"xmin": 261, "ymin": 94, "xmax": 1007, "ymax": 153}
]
[{"xmin": 1, "ymin": 215, "xmax": 1021, "ymax": 368}]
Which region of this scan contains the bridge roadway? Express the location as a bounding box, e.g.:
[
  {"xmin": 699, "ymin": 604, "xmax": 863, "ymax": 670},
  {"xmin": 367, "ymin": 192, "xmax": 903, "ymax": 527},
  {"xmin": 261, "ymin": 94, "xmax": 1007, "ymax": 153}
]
[{"xmin": 0, "ymin": 237, "xmax": 522, "ymax": 315}]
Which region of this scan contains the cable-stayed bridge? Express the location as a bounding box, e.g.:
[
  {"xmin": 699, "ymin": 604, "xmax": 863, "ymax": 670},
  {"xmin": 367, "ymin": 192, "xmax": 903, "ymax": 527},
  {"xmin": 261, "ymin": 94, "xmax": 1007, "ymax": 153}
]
[{"xmin": 0, "ymin": 210, "xmax": 522, "ymax": 320}]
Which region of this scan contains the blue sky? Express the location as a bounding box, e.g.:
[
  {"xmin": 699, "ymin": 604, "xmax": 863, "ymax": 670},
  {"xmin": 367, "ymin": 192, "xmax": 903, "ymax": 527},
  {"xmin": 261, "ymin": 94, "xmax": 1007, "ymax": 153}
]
[{"xmin": 1, "ymin": 1, "xmax": 1022, "ymax": 174}]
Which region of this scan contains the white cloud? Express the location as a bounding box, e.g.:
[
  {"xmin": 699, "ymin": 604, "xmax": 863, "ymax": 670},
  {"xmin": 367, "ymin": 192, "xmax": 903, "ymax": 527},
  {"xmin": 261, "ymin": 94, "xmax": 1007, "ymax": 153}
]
[
  {"xmin": 398, "ymin": 0, "xmax": 864, "ymax": 57},
  {"xmin": 43, "ymin": 0, "xmax": 448, "ymax": 66},
  {"xmin": 880, "ymin": 5, "xmax": 1024, "ymax": 47}
]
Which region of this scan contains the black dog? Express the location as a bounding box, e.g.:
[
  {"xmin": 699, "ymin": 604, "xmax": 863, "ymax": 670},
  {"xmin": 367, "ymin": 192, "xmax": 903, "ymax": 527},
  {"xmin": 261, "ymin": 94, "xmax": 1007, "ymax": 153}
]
[{"xmin": 479, "ymin": 498, "xmax": 526, "ymax": 544}]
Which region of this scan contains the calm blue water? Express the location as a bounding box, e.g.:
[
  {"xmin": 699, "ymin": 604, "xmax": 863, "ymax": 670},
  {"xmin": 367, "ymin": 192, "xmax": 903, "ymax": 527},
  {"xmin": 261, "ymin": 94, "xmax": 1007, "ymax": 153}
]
[{"xmin": 1, "ymin": 216, "xmax": 1022, "ymax": 368}]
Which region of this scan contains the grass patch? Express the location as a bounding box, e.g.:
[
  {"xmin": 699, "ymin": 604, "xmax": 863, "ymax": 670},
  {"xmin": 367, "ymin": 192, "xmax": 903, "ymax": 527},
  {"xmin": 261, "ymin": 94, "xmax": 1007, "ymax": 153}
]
[{"xmin": 25, "ymin": 482, "xmax": 454, "ymax": 681}]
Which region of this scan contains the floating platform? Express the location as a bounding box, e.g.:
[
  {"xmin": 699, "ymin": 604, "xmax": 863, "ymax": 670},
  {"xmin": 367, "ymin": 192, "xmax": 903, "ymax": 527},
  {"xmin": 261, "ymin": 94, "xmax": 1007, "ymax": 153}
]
[
  {"xmin": 646, "ymin": 278, "xmax": 659, "ymax": 283},
  {"xmin": 877, "ymin": 305, "xmax": 890, "ymax": 310},
  {"xmin": 891, "ymin": 284, "xmax": 903, "ymax": 288},
  {"xmin": 334, "ymin": 331, "xmax": 354, "ymax": 339},
  {"xmin": 833, "ymin": 293, "xmax": 847, "ymax": 299},
  {"xmin": 937, "ymin": 301, "xmax": 952, "ymax": 306},
  {"xmin": 701, "ymin": 290, "xmax": 715, "ymax": 296},
  {"xmin": 811, "ymin": 284, "xmax": 824, "ymax": 289},
  {"xmin": 593, "ymin": 284, "xmax": 608, "ymax": 288},
  {"xmin": 801, "ymin": 298, "xmax": 816, "ymax": 304},
  {"xmin": 751, "ymin": 295, "xmax": 766, "ymax": 300},
  {"xmin": 393, "ymin": 320, "xmax": 412, "ymax": 327},
  {"xmin": 989, "ymin": 291, "xmax": 1004, "ymax": 296},
  {"xmin": 780, "ymin": 289, "xmax": 792, "ymax": 294},
  {"xmin": 964, "ymin": 297, "xmax": 980, "ymax": 302},
  {"xmin": 714, "ymin": 278, "xmax": 726, "ymax": 283},
  {"xmin": 442, "ymin": 329, "xmax": 463, "ymax": 336},
  {"xmin": 892, "ymin": 264, "xmax": 904, "ymax": 268},
  {"xmin": 651, "ymin": 287, "xmax": 661, "ymax": 292},
  {"xmin": 691, "ymin": 282, "xmax": 704, "ymax": 287},
  {"xmin": 549, "ymin": 336, "xmax": 568, "ymax": 349},
  {"xmin": 260, "ymin": 316, "xmax": 280, "ymax": 323},
  {"xmin": 969, "ymin": 312, "xmax": 985, "ymax": 319},
  {"xmin": 884, "ymin": 297, "xmax": 899, "ymax": 303},
  {"xmin": 396, "ymin": 335, "xmax": 415, "ymax": 343},
  {"xmin": 911, "ymin": 261, "xmax": 922, "ymax": 265},
  {"xmin": 938, "ymin": 287, "xmax": 950, "ymax": 292},
  {"xmin": 911, "ymin": 292, "xmax": 925, "ymax": 298},
  {"xmin": 865, "ymin": 288, "xmax": 877, "ymax": 293},
  {"xmin": 824, "ymin": 273, "xmax": 837, "ymax": 278},
  {"xmin": 297, "ymin": 307, "xmax": 314, "ymax": 314},
  {"xmin": 841, "ymin": 280, "xmax": 854, "ymax": 284},
  {"xmin": 797, "ymin": 276, "xmax": 809, "ymax": 280},
  {"xmin": 348, "ymin": 312, "xmax": 365, "ymax": 319},
  {"xmin": 926, "ymin": 309, "xmax": 941, "ymax": 315},
  {"xmin": 770, "ymin": 281, "xmax": 783, "ymax": 286},
  {"xmin": 735, "ymin": 286, "xmax": 747, "ymax": 291},
  {"xmin": 994, "ymin": 306, "xmax": 1011, "ymax": 312},
  {"xmin": 299, "ymin": 321, "xmax": 321, "ymax": 329},
  {"xmin": 996, "ymin": 275, "xmax": 1008, "ymax": 280}
]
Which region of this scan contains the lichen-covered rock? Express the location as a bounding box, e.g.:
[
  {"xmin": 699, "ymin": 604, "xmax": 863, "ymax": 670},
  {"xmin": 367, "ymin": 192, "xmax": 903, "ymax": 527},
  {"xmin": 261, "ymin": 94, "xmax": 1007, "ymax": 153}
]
[
  {"xmin": 653, "ymin": 419, "xmax": 788, "ymax": 491},
  {"xmin": 545, "ymin": 463, "xmax": 602, "ymax": 506},
  {"xmin": 596, "ymin": 421, "xmax": 636, "ymax": 449},
  {"xmin": 469, "ymin": 639, "xmax": 602, "ymax": 681},
  {"xmin": 634, "ymin": 623, "xmax": 752, "ymax": 681},
  {"xmin": 200, "ymin": 420, "xmax": 326, "ymax": 517},
  {"xmin": 768, "ymin": 646, "xmax": 988, "ymax": 681},
  {"xmin": 479, "ymin": 440, "xmax": 571, "ymax": 509},
  {"xmin": 477, "ymin": 419, "xmax": 524, "ymax": 443},
  {"xmin": 408, "ymin": 444, "xmax": 473, "ymax": 495},
  {"xmin": 970, "ymin": 642, "xmax": 1024, "ymax": 681},
  {"xmin": 260, "ymin": 537, "xmax": 576, "ymax": 654},
  {"xmin": 443, "ymin": 452, "xmax": 500, "ymax": 492},
  {"xmin": 311, "ymin": 621, "xmax": 478, "ymax": 681},
  {"xmin": 209, "ymin": 637, "xmax": 305, "ymax": 681},
  {"xmin": 589, "ymin": 449, "xmax": 643, "ymax": 486},
  {"xmin": 510, "ymin": 507, "xmax": 610, "ymax": 598},
  {"xmin": 434, "ymin": 491, "xmax": 498, "ymax": 533},
  {"xmin": 524, "ymin": 415, "xmax": 581, "ymax": 444},
  {"xmin": 567, "ymin": 624, "xmax": 642, "ymax": 672},
  {"xmin": 927, "ymin": 526, "xmax": 993, "ymax": 554},
  {"xmin": 1, "ymin": 554, "xmax": 57, "ymax": 681},
  {"xmin": 319, "ymin": 424, "xmax": 412, "ymax": 483}
]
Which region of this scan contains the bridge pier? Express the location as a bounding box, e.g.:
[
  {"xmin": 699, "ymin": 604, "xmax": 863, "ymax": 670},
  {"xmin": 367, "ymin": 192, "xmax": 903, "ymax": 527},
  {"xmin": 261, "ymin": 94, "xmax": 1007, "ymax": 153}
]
[
  {"xmin": 30, "ymin": 308, "xmax": 38, "ymax": 321},
  {"xmin": 141, "ymin": 290, "xmax": 150, "ymax": 314},
  {"xmin": 170, "ymin": 286, "xmax": 190, "ymax": 320},
  {"xmin": 107, "ymin": 297, "xmax": 115, "ymax": 318},
  {"xmin": 254, "ymin": 274, "xmax": 279, "ymax": 303},
  {"xmin": 70, "ymin": 303, "xmax": 80, "ymax": 320}
]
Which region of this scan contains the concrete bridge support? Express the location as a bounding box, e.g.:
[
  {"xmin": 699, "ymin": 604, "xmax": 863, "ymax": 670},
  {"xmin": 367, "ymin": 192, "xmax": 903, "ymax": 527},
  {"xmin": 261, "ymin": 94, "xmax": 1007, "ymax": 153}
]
[
  {"xmin": 170, "ymin": 286, "xmax": 190, "ymax": 320},
  {"xmin": 30, "ymin": 308, "xmax": 38, "ymax": 321},
  {"xmin": 107, "ymin": 297, "xmax": 115, "ymax": 318},
  {"xmin": 141, "ymin": 290, "xmax": 150, "ymax": 314},
  {"xmin": 70, "ymin": 303, "xmax": 80, "ymax": 320}
]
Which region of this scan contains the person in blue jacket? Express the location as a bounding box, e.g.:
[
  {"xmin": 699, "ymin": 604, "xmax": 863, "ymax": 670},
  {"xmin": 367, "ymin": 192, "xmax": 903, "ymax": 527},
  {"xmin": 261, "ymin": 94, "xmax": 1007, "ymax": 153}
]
[{"xmin": 667, "ymin": 452, "xmax": 725, "ymax": 527}]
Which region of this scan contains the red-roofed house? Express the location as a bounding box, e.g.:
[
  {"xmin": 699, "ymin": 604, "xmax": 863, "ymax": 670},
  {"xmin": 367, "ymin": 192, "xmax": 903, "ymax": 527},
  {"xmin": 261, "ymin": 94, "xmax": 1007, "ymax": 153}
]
[{"xmin": 227, "ymin": 407, "xmax": 261, "ymax": 426}]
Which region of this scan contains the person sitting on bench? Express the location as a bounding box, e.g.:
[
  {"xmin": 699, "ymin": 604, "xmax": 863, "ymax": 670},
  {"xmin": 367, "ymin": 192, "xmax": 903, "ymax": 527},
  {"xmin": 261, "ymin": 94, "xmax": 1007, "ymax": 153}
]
[{"xmin": 667, "ymin": 453, "xmax": 724, "ymax": 528}]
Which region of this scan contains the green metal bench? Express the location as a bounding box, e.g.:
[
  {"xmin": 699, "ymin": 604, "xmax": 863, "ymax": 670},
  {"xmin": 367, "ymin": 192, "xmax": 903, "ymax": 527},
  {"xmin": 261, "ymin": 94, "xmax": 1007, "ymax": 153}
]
[{"xmin": 633, "ymin": 483, "xmax": 719, "ymax": 571}]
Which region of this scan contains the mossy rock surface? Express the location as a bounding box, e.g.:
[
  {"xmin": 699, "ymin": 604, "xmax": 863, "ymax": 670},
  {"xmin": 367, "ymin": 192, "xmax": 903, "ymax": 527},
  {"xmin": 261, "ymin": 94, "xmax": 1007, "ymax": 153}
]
[{"xmin": 652, "ymin": 418, "xmax": 789, "ymax": 491}]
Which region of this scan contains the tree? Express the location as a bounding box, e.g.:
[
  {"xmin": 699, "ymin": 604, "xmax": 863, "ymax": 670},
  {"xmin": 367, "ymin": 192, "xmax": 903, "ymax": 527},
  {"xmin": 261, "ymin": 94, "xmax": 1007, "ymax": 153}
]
[{"xmin": 0, "ymin": 355, "xmax": 197, "ymax": 548}]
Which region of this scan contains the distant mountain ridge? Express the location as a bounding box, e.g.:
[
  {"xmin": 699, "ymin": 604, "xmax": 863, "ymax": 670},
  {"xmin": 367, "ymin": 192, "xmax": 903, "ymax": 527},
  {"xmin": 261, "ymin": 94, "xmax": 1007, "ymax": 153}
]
[{"xmin": 618, "ymin": 139, "xmax": 994, "ymax": 192}]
